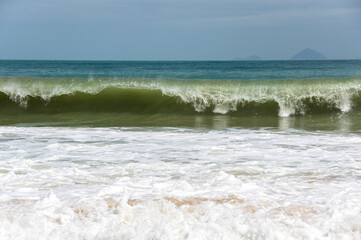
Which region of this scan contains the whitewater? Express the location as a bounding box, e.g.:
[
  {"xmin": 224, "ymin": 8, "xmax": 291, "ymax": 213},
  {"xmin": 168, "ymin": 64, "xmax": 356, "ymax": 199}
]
[
  {"xmin": 0, "ymin": 60, "xmax": 361, "ymax": 239},
  {"xmin": 1, "ymin": 77, "xmax": 361, "ymax": 118},
  {"xmin": 0, "ymin": 127, "xmax": 361, "ymax": 239}
]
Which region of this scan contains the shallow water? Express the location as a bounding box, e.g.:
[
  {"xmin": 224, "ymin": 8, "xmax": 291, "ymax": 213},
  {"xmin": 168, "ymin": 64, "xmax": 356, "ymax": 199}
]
[
  {"xmin": 1, "ymin": 60, "xmax": 361, "ymax": 239},
  {"xmin": 0, "ymin": 127, "xmax": 361, "ymax": 239}
]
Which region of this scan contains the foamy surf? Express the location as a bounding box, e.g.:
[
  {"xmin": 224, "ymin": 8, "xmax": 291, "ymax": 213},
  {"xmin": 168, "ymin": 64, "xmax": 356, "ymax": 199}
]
[
  {"xmin": 0, "ymin": 127, "xmax": 360, "ymax": 240},
  {"xmin": 0, "ymin": 77, "xmax": 361, "ymax": 119}
]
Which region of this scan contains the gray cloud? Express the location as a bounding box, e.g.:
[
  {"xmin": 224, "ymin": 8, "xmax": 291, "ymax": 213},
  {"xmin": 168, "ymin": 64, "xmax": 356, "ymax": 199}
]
[{"xmin": 0, "ymin": 0, "xmax": 360, "ymax": 60}]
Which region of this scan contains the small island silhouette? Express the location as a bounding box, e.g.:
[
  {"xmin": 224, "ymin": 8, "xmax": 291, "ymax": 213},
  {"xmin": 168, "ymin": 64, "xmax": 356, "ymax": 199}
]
[
  {"xmin": 233, "ymin": 49, "xmax": 327, "ymax": 61},
  {"xmin": 291, "ymin": 48, "xmax": 326, "ymax": 60}
]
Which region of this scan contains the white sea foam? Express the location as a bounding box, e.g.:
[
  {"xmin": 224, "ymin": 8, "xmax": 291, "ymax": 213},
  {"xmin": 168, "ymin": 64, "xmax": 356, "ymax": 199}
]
[
  {"xmin": 0, "ymin": 127, "xmax": 360, "ymax": 239},
  {"xmin": 1, "ymin": 77, "xmax": 361, "ymax": 117}
]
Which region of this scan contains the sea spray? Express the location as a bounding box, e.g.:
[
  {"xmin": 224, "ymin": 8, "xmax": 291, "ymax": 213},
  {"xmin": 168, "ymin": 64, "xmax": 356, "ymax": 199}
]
[
  {"xmin": 0, "ymin": 77, "xmax": 361, "ymax": 117},
  {"xmin": 0, "ymin": 127, "xmax": 361, "ymax": 239},
  {"xmin": 1, "ymin": 60, "xmax": 361, "ymax": 240}
]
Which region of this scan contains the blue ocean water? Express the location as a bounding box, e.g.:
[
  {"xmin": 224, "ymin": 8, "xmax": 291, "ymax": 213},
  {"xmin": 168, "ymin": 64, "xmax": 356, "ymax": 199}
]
[
  {"xmin": 0, "ymin": 60, "xmax": 361, "ymax": 80},
  {"xmin": 0, "ymin": 60, "xmax": 361, "ymax": 128},
  {"xmin": 1, "ymin": 60, "xmax": 361, "ymax": 240}
]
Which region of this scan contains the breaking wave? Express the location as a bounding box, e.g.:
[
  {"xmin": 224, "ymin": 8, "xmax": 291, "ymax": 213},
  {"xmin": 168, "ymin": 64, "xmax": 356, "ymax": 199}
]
[{"xmin": 0, "ymin": 76, "xmax": 361, "ymax": 117}]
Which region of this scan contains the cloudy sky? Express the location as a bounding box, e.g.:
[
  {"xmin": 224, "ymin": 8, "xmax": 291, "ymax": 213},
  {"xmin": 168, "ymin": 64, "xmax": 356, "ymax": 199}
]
[{"xmin": 0, "ymin": 0, "xmax": 360, "ymax": 60}]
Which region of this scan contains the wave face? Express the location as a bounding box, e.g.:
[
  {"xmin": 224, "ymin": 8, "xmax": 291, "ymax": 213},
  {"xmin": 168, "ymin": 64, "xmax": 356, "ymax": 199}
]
[{"xmin": 1, "ymin": 77, "xmax": 361, "ymax": 118}]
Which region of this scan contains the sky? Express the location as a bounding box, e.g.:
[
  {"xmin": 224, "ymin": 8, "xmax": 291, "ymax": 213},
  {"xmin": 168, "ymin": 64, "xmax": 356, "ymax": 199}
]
[{"xmin": 0, "ymin": 0, "xmax": 360, "ymax": 60}]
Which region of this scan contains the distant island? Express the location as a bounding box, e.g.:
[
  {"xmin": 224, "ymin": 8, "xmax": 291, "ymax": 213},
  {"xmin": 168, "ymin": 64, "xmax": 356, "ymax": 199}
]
[
  {"xmin": 290, "ymin": 48, "xmax": 326, "ymax": 60},
  {"xmin": 233, "ymin": 49, "xmax": 327, "ymax": 61},
  {"xmin": 233, "ymin": 55, "xmax": 263, "ymax": 61}
]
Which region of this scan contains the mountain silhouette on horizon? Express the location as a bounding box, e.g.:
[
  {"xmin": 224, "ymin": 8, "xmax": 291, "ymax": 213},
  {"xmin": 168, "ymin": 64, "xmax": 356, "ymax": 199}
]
[{"xmin": 291, "ymin": 48, "xmax": 326, "ymax": 60}]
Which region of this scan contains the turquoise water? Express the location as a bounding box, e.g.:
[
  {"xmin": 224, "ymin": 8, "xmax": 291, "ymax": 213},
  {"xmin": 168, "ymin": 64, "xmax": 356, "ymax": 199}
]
[
  {"xmin": 1, "ymin": 60, "xmax": 361, "ymax": 239},
  {"xmin": 0, "ymin": 60, "xmax": 361, "ymax": 128},
  {"xmin": 1, "ymin": 60, "xmax": 361, "ymax": 79}
]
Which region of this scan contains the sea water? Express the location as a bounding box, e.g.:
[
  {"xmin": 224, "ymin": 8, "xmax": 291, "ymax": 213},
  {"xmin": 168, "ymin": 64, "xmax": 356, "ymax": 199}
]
[{"xmin": 0, "ymin": 60, "xmax": 360, "ymax": 239}]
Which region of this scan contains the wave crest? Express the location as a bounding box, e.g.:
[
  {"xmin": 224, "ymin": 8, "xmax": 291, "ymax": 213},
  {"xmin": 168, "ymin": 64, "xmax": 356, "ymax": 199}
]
[{"xmin": 0, "ymin": 77, "xmax": 360, "ymax": 117}]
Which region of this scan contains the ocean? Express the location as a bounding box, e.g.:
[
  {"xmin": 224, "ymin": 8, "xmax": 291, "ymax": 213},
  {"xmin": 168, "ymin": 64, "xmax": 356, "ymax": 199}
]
[{"xmin": 0, "ymin": 60, "xmax": 361, "ymax": 239}]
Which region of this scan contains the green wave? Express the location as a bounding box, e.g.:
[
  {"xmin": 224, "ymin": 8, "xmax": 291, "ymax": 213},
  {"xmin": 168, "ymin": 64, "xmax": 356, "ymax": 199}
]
[{"xmin": 0, "ymin": 76, "xmax": 361, "ymax": 117}]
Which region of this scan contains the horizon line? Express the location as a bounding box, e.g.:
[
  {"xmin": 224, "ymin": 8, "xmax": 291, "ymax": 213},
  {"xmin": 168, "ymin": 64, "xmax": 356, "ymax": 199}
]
[{"xmin": 0, "ymin": 58, "xmax": 360, "ymax": 62}]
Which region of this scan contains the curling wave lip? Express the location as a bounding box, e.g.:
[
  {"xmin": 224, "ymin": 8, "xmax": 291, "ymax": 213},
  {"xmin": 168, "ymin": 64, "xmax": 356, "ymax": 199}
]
[{"xmin": 0, "ymin": 77, "xmax": 360, "ymax": 118}]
